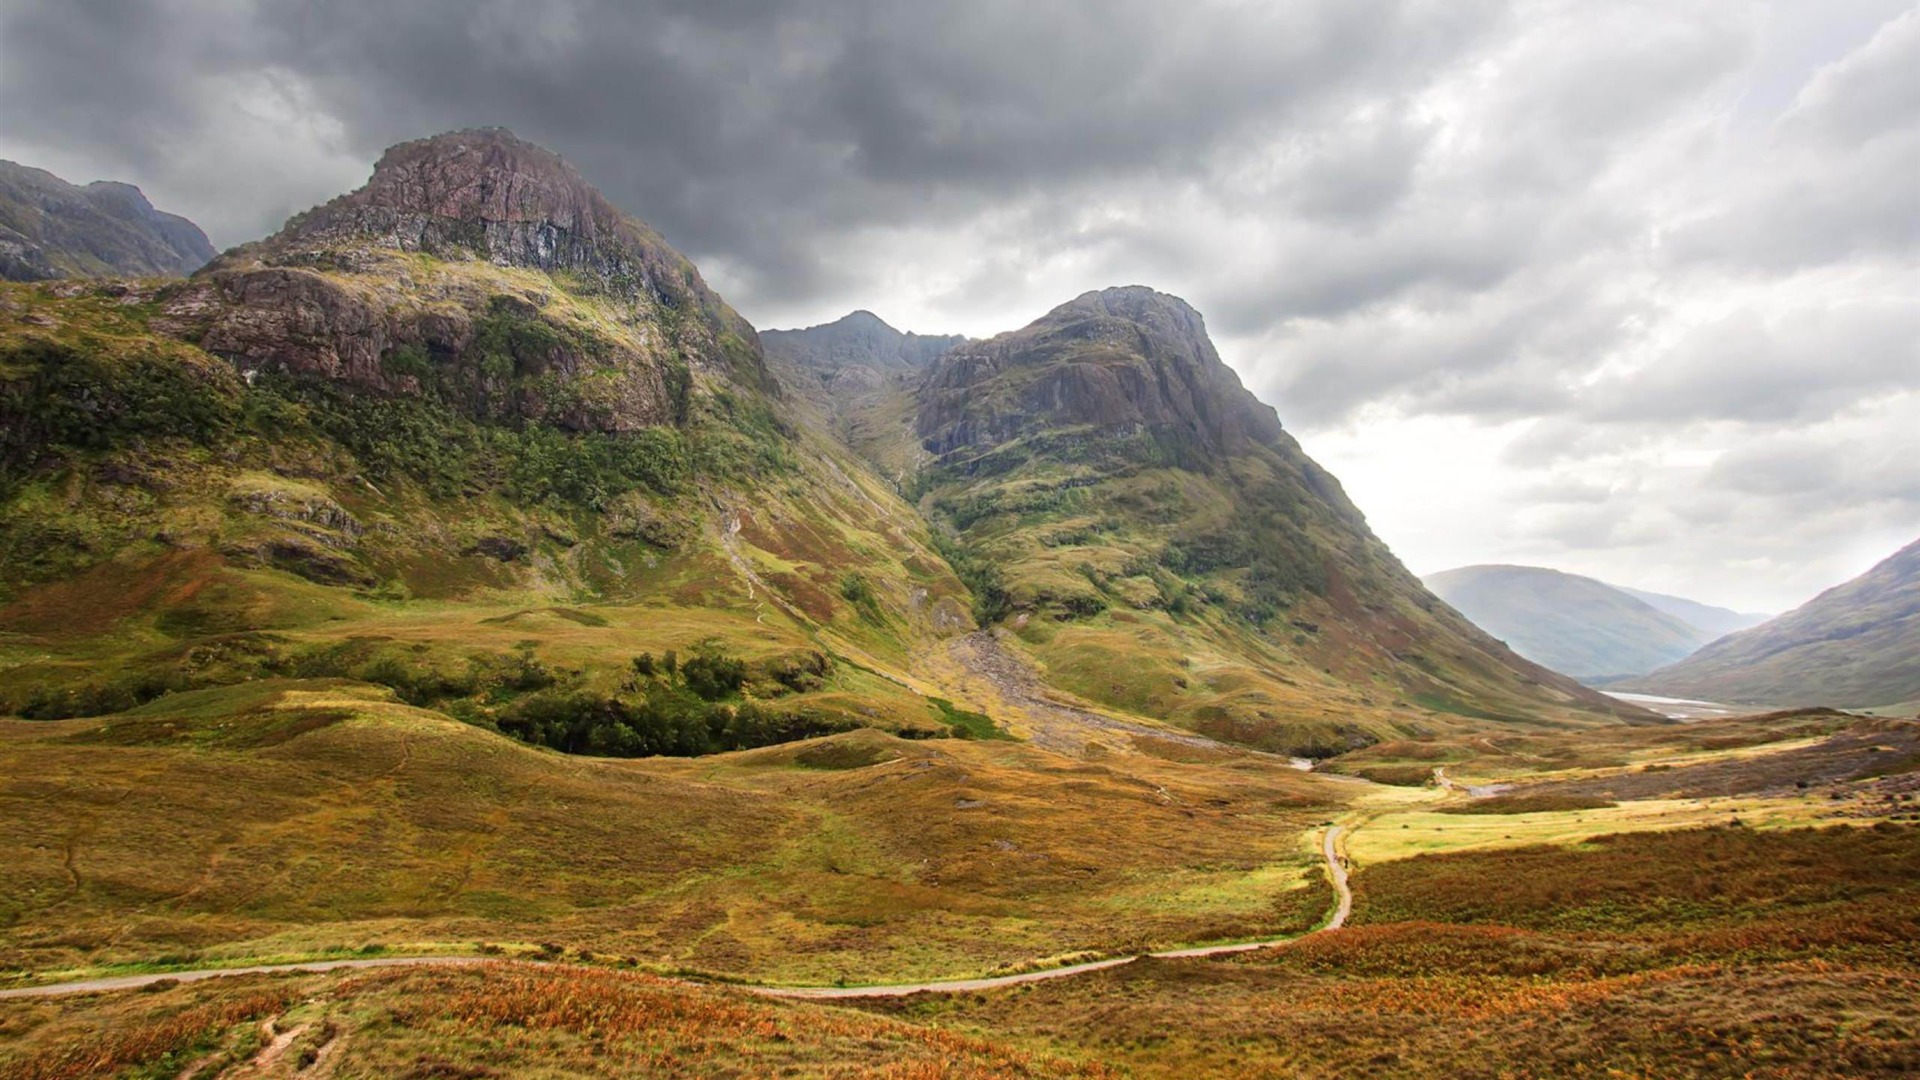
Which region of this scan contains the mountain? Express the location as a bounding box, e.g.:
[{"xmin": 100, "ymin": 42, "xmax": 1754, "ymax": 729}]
[
  {"xmin": 0, "ymin": 160, "xmax": 214, "ymax": 281},
  {"xmin": 762, "ymin": 310, "xmax": 967, "ymax": 477},
  {"xmin": 902, "ymin": 286, "xmax": 1643, "ymax": 751},
  {"xmin": 0, "ymin": 130, "xmax": 1644, "ymax": 773},
  {"xmin": 0, "ymin": 128, "xmax": 971, "ymax": 750},
  {"xmin": 1423, "ymin": 565, "xmax": 1716, "ymax": 679},
  {"xmin": 1628, "ymin": 536, "xmax": 1920, "ymax": 708},
  {"xmin": 1616, "ymin": 586, "xmax": 1769, "ymax": 639},
  {"xmin": 764, "ymin": 309, "xmax": 967, "ymax": 373}
]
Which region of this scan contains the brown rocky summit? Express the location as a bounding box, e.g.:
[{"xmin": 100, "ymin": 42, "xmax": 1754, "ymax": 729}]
[{"xmin": 153, "ymin": 129, "xmax": 766, "ymax": 432}]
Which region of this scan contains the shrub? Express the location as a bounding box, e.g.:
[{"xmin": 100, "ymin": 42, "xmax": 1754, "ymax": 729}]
[{"xmin": 681, "ymin": 641, "xmax": 746, "ymax": 701}]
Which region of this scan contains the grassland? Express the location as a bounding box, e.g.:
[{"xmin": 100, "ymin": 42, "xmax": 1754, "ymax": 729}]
[
  {"xmin": 853, "ymin": 823, "xmax": 1920, "ymax": 1079},
  {"xmin": 0, "ymin": 963, "xmax": 1119, "ymax": 1079},
  {"xmin": 2, "ymin": 701, "xmax": 1917, "ymax": 1076},
  {"xmin": 0, "ymin": 680, "xmax": 1339, "ymax": 989}
]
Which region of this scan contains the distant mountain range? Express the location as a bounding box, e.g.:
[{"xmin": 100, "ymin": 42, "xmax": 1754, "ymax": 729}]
[
  {"xmin": 0, "ymin": 161, "xmax": 214, "ymax": 281},
  {"xmin": 1627, "ymin": 537, "xmax": 1920, "ymax": 709},
  {"xmin": 1423, "ymin": 565, "xmax": 1767, "ymax": 681},
  {"xmin": 763, "ymin": 309, "xmax": 968, "ymax": 373},
  {"xmin": 1612, "ymin": 586, "xmax": 1769, "ymax": 639}
]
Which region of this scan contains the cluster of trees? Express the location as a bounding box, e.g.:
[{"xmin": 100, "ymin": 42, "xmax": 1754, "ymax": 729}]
[{"xmin": 493, "ymin": 642, "xmax": 847, "ymax": 757}]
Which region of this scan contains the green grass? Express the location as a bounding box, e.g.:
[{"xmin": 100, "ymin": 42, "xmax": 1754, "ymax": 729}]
[{"xmin": 928, "ymin": 695, "xmax": 1010, "ymax": 740}]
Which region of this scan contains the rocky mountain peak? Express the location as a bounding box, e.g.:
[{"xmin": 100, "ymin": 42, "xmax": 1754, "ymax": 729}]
[
  {"xmin": 0, "ymin": 161, "xmax": 214, "ymax": 281},
  {"xmin": 763, "ymin": 309, "xmax": 968, "ymax": 374},
  {"xmin": 243, "ymin": 129, "xmax": 716, "ymax": 313},
  {"xmin": 915, "ymin": 285, "xmax": 1283, "ymax": 458},
  {"xmin": 155, "ymin": 129, "xmax": 772, "ymax": 431},
  {"xmin": 1049, "ymin": 285, "xmax": 1210, "ymax": 343},
  {"xmin": 329, "ymin": 128, "xmax": 623, "ymax": 238}
]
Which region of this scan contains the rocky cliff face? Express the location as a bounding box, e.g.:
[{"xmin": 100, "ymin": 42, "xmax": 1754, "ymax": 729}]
[
  {"xmin": 763, "ymin": 310, "xmax": 967, "ymax": 457},
  {"xmin": 254, "ymin": 129, "xmax": 711, "ymax": 302},
  {"xmin": 154, "ymin": 129, "xmax": 766, "ymax": 432},
  {"xmin": 916, "ymin": 287, "xmax": 1284, "ymax": 459},
  {"xmin": 0, "ymin": 162, "xmax": 214, "ymax": 281}
]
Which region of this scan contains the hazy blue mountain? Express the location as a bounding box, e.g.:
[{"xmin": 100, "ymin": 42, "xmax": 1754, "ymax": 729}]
[
  {"xmin": 1425, "ymin": 564, "xmax": 1716, "ymax": 680},
  {"xmin": 1616, "ymin": 586, "xmax": 1769, "ymax": 640}
]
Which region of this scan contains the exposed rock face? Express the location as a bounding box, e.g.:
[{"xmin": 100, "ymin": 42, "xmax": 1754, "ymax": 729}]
[
  {"xmin": 254, "ymin": 129, "xmax": 706, "ymax": 301},
  {"xmin": 154, "ymin": 129, "xmax": 763, "ymax": 432},
  {"xmin": 916, "ymin": 287, "xmax": 1284, "ymax": 458},
  {"xmin": 0, "ymin": 161, "xmax": 214, "ymax": 281},
  {"xmin": 763, "ymin": 310, "xmax": 968, "ymax": 440}
]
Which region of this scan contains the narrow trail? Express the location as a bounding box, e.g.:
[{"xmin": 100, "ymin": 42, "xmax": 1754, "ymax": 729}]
[{"xmin": 0, "ymin": 825, "xmax": 1356, "ymax": 1003}]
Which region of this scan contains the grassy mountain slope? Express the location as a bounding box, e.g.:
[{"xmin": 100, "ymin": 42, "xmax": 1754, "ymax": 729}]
[
  {"xmin": 1629, "ymin": 536, "xmax": 1920, "ymax": 708},
  {"xmin": 0, "ymin": 161, "xmax": 213, "ymax": 282},
  {"xmin": 0, "ymin": 129, "xmax": 975, "ymax": 751},
  {"xmin": 902, "ymin": 287, "xmax": 1645, "ymax": 754},
  {"xmin": 1424, "ymin": 564, "xmax": 1713, "ymax": 679}
]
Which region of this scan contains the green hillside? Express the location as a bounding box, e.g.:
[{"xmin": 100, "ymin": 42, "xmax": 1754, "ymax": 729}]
[
  {"xmin": 898, "ymin": 288, "xmax": 1640, "ymax": 753},
  {"xmin": 0, "ymin": 130, "xmax": 974, "ymax": 755},
  {"xmin": 2, "ymin": 131, "xmax": 1646, "ymax": 769},
  {"xmin": 1630, "ymin": 536, "xmax": 1920, "ymax": 708}
]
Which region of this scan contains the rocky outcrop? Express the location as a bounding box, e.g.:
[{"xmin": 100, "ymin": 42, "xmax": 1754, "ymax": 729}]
[
  {"xmin": 150, "ymin": 129, "xmax": 763, "ymax": 431},
  {"xmin": 228, "ymin": 129, "xmax": 744, "ymax": 328},
  {"xmin": 916, "ymin": 286, "xmax": 1284, "ymax": 458},
  {"xmin": 0, "ymin": 161, "xmax": 214, "ymax": 281}
]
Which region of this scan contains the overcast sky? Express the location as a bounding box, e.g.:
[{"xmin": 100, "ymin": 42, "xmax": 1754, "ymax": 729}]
[{"xmin": 3, "ymin": 0, "xmax": 1915, "ymax": 613}]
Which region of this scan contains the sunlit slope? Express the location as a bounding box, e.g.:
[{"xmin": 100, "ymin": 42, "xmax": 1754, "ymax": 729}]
[{"xmin": 0, "ymin": 130, "xmax": 974, "ymax": 742}]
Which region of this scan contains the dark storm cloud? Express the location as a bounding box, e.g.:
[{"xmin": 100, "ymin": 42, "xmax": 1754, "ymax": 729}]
[
  {"xmin": 0, "ymin": 0, "xmax": 1508, "ymax": 308},
  {"xmin": 3, "ymin": 0, "xmax": 1918, "ymax": 612}
]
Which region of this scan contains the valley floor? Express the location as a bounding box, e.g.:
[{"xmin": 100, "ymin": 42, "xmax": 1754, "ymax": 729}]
[{"xmin": 0, "ymin": 661, "xmax": 1915, "ymax": 1077}]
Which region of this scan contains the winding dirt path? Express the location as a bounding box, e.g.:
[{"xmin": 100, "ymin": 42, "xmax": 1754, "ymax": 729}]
[
  {"xmin": 0, "ymin": 825, "xmax": 1355, "ymax": 1003},
  {"xmin": 0, "ymin": 957, "xmax": 493, "ymax": 1001}
]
